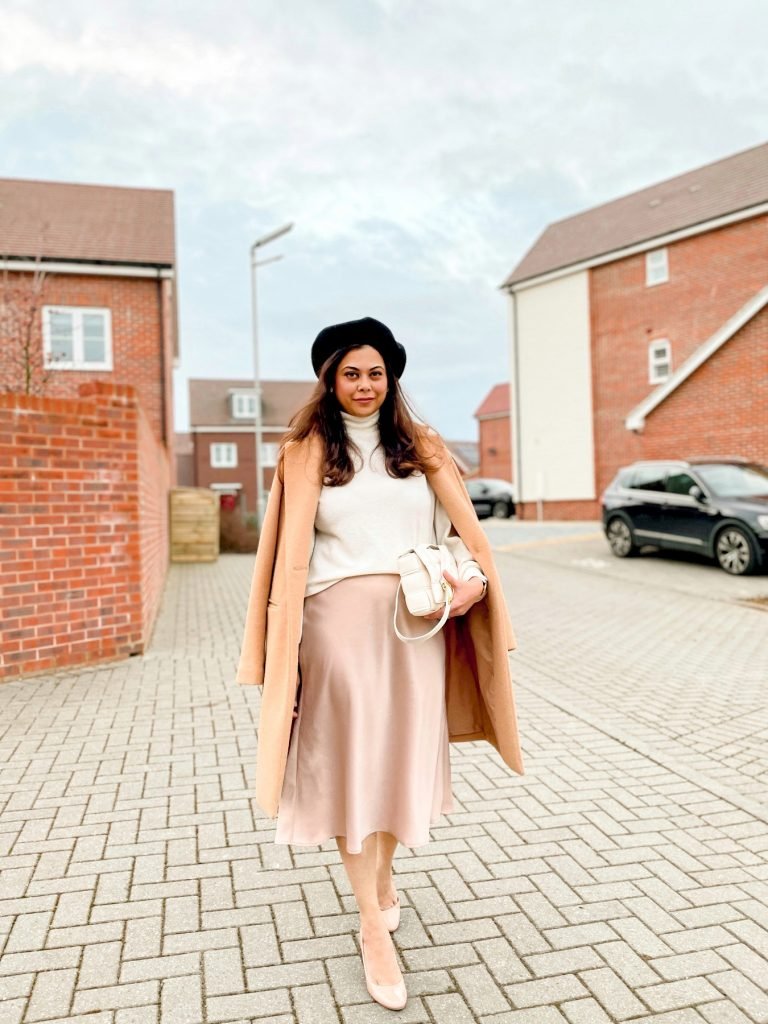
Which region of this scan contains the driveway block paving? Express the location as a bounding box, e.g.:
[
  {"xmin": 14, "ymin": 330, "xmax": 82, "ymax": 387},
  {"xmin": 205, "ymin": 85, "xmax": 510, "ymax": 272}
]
[{"xmin": 1, "ymin": 530, "xmax": 767, "ymax": 1023}]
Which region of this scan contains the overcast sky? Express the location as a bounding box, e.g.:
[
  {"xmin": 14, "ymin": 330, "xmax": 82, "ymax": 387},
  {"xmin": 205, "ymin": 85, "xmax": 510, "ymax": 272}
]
[{"xmin": 1, "ymin": 0, "xmax": 767, "ymax": 438}]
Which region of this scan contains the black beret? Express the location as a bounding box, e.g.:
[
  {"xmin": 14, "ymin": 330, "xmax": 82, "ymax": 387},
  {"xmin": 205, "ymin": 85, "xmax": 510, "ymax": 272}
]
[{"xmin": 311, "ymin": 316, "xmax": 407, "ymax": 378}]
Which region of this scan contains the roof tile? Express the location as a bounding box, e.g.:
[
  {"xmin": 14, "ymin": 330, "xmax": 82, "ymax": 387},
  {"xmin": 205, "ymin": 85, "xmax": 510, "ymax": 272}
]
[
  {"xmin": 0, "ymin": 177, "xmax": 175, "ymax": 265},
  {"xmin": 475, "ymin": 382, "xmax": 510, "ymax": 418}
]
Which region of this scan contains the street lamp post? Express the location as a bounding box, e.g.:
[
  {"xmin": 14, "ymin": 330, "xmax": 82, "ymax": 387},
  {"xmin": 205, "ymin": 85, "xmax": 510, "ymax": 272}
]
[{"xmin": 249, "ymin": 222, "xmax": 293, "ymax": 530}]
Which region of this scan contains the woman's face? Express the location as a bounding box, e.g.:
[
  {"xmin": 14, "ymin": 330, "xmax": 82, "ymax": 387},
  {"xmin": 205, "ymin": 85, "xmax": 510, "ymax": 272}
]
[{"xmin": 333, "ymin": 345, "xmax": 389, "ymax": 417}]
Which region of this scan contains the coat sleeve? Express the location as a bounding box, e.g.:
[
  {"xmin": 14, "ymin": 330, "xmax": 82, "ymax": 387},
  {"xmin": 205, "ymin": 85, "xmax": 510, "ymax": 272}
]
[
  {"xmin": 433, "ymin": 496, "xmax": 487, "ymax": 588},
  {"xmin": 235, "ymin": 466, "xmax": 284, "ymax": 686}
]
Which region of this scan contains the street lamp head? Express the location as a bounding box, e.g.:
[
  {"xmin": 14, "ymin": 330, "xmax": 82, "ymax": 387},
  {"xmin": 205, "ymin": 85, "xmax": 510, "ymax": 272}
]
[{"xmin": 251, "ymin": 222, "xmax": 294, "ymax": 252}]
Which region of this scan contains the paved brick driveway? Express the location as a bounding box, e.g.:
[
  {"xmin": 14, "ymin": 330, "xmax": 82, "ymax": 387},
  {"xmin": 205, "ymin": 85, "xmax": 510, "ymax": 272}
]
[{"xmin": 1, "ymin": 529, "xmax": 767, "ymax": 1023}]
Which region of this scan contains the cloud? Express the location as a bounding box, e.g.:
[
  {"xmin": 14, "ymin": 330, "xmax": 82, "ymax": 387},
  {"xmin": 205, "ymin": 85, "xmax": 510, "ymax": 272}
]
[{"xmin": 2, "ymin": 0, "xmax": 768, "ymax": 434}]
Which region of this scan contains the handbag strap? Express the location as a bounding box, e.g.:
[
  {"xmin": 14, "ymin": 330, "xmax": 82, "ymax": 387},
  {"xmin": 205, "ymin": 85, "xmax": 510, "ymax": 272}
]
[{"xmin": 393, "ymin": 579, "xmax": 452, "ymax": 643}]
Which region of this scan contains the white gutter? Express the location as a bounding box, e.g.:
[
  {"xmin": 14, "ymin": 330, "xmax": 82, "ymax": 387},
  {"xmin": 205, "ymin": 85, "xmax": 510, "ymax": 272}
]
[
  {"xmin": 625, "ymin": 283, "xmax": 768, "ymax": 431},
  {"xmin": 504, "ymin": 202, "xmax": 768, "ymax": 293},
  {"xmin": 0, "ymin": 259, "xmax": 174, "ymax": 279}
]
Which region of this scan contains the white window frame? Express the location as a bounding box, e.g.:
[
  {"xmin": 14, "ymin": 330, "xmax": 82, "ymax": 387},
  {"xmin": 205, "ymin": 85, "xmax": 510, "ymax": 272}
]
[
  {"xmin": 645, "ymin": 247, "xmax": 669, "ymax": 286},
  {"xmin": 230, "ymin": 391, "xmax": 257, "ymax": 418},
  {"xmin": 649, "ymin": 338, "xmax": 672, "ymax": 383},
  {"xmin": 260, "ymin": 441, "xmax": 279, "ymax": 467},
  {"xmin": 210, "ymin": 442, "xmax": 238, "ymax": 468},
  {"xmin": 42, "ymin": 305, "xmax": 113, "ymax": 371}
]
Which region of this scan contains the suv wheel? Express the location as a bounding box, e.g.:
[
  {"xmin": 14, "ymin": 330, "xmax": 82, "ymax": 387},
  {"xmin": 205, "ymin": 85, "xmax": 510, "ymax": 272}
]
[
  {"xmin": 492, "ymin": 500, "xmax": 510, "ymax": 519},
  {"xmin": 606, "ymin": 517, "xmax": 637, "ymax": 558},
  {"xmin": 715, "ymin": 526, "xmax": 758, "ymax": 575}
]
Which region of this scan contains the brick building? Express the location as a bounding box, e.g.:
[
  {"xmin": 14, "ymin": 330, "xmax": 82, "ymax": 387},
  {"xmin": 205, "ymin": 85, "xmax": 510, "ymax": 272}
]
[
  {"xmin": 0, "ymin": 178, "xmax": 178, "ymax": 681},
  {"xmin": 501, "ymin": 141, "xmax": 768, "ymax": 520},
  {"xmin": 474, "ymin": 383, "xmax": 513, "ymax": 481},
  {"xmin": 188, "ymin": 378, "xmax": 315, "ymax": 515},
  {"xmin": 0, "ymin": 178, "xmax": 178, "ymax": 444}
]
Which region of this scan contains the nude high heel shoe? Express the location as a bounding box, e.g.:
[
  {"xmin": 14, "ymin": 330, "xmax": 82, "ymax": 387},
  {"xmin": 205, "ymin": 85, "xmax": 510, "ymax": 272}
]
[{"xmin": 358, "ymin": 929, "xmax": 407, "ymax": 1010}]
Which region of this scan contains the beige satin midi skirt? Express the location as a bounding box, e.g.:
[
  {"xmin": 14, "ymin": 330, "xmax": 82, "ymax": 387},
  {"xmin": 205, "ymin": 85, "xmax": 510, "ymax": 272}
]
[{"xmin": 274, "ymin": 573, "xmax": 454, "ymax": 854}]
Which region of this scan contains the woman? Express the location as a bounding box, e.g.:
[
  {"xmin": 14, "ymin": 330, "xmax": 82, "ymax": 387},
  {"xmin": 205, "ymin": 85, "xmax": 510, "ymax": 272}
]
[{"xmin": 236, "ymin": 316, "xmax": 523, "ymax": 1011}]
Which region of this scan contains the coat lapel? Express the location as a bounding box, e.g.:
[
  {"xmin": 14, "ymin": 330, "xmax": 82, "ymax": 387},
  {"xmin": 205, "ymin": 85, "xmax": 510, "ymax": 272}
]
[
  {"xmin": 281, "ymin": 437, "xmax": 323, "ymax": 652},
  {"xmin": 282, "ymin": 436, "xmax": 323, "ymax": 572}
]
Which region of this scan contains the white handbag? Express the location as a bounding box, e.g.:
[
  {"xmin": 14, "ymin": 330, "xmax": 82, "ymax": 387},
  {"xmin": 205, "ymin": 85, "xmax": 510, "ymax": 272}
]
[{"xmin": 393, "ymin": 544, "xmax": 457, "ymax": 643}]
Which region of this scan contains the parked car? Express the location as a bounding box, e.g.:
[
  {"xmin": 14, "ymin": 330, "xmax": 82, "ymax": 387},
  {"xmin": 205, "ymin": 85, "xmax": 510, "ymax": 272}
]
[
  {"xmin": 601, "ymin": 458, "xmax": 768, "ymax": 575},
  {"xmin": 466, "ymin": 478, "xmax": 516, "ymax": 519}
]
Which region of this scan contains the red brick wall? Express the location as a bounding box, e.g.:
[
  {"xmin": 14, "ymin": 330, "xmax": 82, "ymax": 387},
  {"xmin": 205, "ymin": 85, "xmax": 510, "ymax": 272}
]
[
  {"xmin": 478, "ymin": 415, "xmax": 513, "ymax": 480},
  {"xmin": 137, "ymin": 395, "xmax": 171, "ymax": 641},
  {"xmin": 0, "ymin": 382, "xmax": 169, "ymax": 682},
  {"xmin": 590, "ymin": 214, "xmax": 768, "ymax": 498},
  {"xmin": 515, "ymin": 499, "xmax": 599, "ymax": 521},
  {"xmin": 626, "ymin": 304, "xmax": 768, "ymax": 465},
  {"xmin": 0, "ymin": 271, "xmax": 173, "ymax": 449},
  {"xmin": 159, "ymin": 277, "xmax": 177, "ymax": 476}
]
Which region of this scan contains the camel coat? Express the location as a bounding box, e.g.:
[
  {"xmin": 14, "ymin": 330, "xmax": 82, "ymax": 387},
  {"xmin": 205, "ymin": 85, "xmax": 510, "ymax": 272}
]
[{"xmin": 235, "ymin": 431, "xmax": 524, "ymax": 819}]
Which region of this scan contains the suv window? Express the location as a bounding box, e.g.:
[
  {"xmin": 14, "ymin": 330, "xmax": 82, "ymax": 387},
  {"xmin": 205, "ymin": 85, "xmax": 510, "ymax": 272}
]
[
  {"xmin": 628, "ymin": 465, "xmax": 668, "ymax": 492},
  {"xmin": 694, "ymin": 462, "xmax": 768, "ymax": 498},
  {"xmin": 665, "ymin": 471, "xmax": 698, "ymax": 496}
]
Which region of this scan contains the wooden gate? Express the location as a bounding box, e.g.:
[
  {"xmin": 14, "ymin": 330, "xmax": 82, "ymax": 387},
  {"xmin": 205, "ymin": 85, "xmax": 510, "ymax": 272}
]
[{"xmin": 169, "ymin": 487, "xmax": 219, "ymax": 562}]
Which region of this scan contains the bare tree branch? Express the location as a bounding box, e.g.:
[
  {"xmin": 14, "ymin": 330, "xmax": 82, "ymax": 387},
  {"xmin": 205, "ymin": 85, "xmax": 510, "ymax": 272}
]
[{"xmin": 1, "ymin": 248, "xmax": 61, "ymax": 396}]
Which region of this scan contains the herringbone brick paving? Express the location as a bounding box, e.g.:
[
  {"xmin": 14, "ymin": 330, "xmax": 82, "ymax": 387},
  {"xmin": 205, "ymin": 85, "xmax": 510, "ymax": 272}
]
[
  {"xmin": 490, "ymin": 530, "xmax": 768, "ymax": 806},
  {"xmin": 1, "ymin": 541, "xmax": 767, "ymax": 1023}
]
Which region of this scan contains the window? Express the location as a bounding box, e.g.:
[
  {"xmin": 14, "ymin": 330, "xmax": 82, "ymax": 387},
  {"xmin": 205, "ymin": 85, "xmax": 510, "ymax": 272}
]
[
  {"xmin": 628, "ymin": 466, "xmax": 668, "ymax": 492},
  {"xmin": 210, "ymin": 442, "xmax": 237, "ymax": 468},
  {"xmin": 694, "ymin": 463, "xmax": 768, "ymax": 499},
  {"xmin": 231, "ymin": 392, "xmax": 257, "ymax": 418},
  {"xmin": 42, "ymin": 306, "xmax": 112, "ymax": 370},
  {"xmin": 664, "ymin": 471, "xmax": 697, "ymax": 496},
  {"xmin": 649, "ymin": 339, "xmax": 672, "ymax": 383},
  {"xmin": 260, "ymin": 442, "xmax": 279, "ymax": 467},
  {"xmin": 645, "ymin": 248, "xmax": 669, "ymax": 286}
]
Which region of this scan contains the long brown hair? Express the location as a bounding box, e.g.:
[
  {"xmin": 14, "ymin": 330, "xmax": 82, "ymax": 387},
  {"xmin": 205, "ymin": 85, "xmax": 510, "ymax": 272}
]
[{"xmin": 282, "ymin": 343, "xmax": 440, "ymax": 486}]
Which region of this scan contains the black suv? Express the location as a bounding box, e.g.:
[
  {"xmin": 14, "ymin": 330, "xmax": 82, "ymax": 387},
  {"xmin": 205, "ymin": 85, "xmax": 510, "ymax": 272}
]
[{"xmin": 602, "ymin": 458, "xmax": 768, "ymax": 575}]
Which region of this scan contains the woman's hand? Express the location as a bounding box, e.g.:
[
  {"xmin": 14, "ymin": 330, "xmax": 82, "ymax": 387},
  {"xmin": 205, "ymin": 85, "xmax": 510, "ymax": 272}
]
[{"xmin": 423, "ymin": 571, "xmax": 484, "ymax": 620}]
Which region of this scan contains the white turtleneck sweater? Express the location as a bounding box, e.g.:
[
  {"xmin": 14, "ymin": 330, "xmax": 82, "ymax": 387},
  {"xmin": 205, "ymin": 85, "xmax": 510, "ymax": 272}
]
[{"xmin": 304, "ymin": 408, "xmax": 486, "ymax": 597}]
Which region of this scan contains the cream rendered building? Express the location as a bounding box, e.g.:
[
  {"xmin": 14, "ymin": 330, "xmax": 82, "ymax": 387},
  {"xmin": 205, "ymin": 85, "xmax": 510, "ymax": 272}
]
[{"xmin": 506, "ymin": 269, "xmax": 595, "ymax": 511}]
